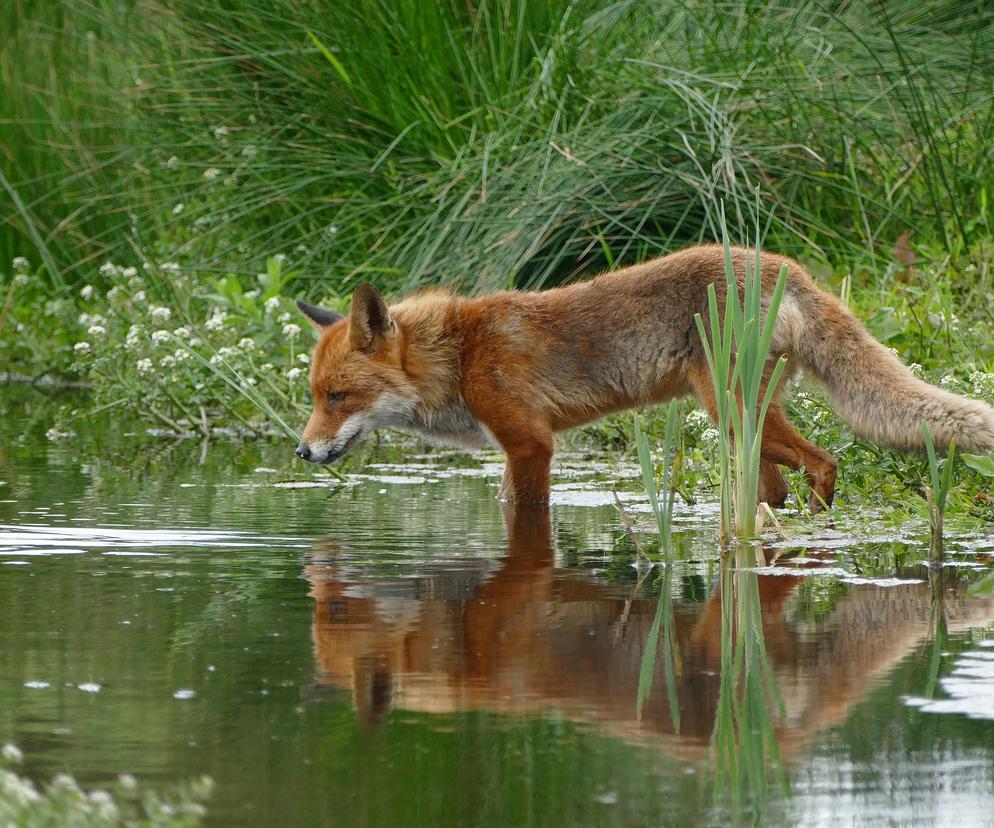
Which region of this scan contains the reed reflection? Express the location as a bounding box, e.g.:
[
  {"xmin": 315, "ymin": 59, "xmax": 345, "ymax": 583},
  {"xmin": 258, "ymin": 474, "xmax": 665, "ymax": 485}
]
[{"xmin": 305, "ymin": 507, "xmax": 994, "ymax": 760}]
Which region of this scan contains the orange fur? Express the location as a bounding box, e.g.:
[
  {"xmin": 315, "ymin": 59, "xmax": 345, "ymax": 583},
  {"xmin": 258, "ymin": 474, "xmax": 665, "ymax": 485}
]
[{"xmin": 294, "ymin": 245, "xmax": 994, "ymax": 510}]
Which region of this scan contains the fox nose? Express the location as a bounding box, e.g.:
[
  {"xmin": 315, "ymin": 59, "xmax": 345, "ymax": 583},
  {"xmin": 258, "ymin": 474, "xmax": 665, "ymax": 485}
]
[{"xmin": 295, "ymin": 442, "xmax": 312, "ymax": 461}]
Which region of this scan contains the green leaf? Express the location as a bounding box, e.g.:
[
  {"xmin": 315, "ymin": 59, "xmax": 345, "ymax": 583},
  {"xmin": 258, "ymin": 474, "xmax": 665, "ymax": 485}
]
[
  {"xmin": 961, "ymin": 452, "xmax": 994, "ymax": 478},
  {"xmin": 306, "ymin": 30, "xmax": 352, "ymax": 86}
]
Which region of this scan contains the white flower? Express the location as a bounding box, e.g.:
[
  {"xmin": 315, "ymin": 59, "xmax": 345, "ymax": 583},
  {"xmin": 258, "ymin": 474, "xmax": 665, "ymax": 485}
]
[
  {"xmin": 13, "ymin": 273, "xmax": 29, "ymax": 286},
  {"xmin": 136, "ymin": 358, "xmax": 153, "ymax": 374},
  {"xmin": 264, "ymin": 296, "xmax": 281, "ymax": 314},
  {"xmin": 161, "ymin": 262, "xmax": 180, "ymax": 273},
  {"xmin": 278, "ymin": 311, "xmax": 291, "ymax": 323},
  {"xmin": 165, "ymin": 155, "xmax": 179, "ymax": 168},
  {"xmin": 80, "ymin": 284, "xmax": 95, "ymax": 300},
  {"xmin": 260, "ymin": 363, "xmax": 274, "ymax": 372},
  {"xmin": 205, "ymin": 311, "xmax": 227, "ymax": 331},
  {"xmin": 174, "ymin": 326, "xmax": 191, "ymax": 339},
  {"xmin": 173, "ymin": 348, "xmax": 190, "ymax": 362},
  {"xmin": 213, "ymin": 125, "xmax": 230, "ymax": 139},
  {"xmin": 244, "ymin": 288, "xmax": 260, "ymax": 299},
  {"xmin": 106, "ymin": 285, "xmax": 124, "ymax": 301},
  {"xmin": 74, "ymin": 341, "xmax": 91, "ymax": 354},
  {"xmin": 12, "ymin": 256, "xmax": 30, "ymax": 273},
  {"xmin": 286, "ymin": 367, "xmax": 304, "ymax": 381},
  {"xmin": 222, "ymin": 174, "xmax": 238, "ymax": 186},
  {"xmin": 172, "ymin": 203, "xmax": 185, "ymax": 215},
  {"xmin": 282, "ymin": 322, "xmax": 301, "ymax": 340},
  {"xmin": 2, "ymin": 743, "xmax": 24, "ymax": 764},
  {"xmin": 325, "ymin": 224, "xmax": 339, "ymax": 237},
  {"xmin": 294, "ymin": 244, "xmax": 308, "ymax": 253},
  {"xmin": 241, "ymin": 144, "xmax": 257, "ymax": 157},
  {"xmin": 203, "ymin": 167, "xmax": 221, "ymax": 180},
  {"xmin": 133, "ymin": 290, "xmax": 146, "ymax": 303},
  {"xmin": 121, "ymin": 266, "xmax": 137, "ymax": 278},
  {"xmin": 298, "ymin": 353, "xmax": 309, "ymax": 364},
  {"xmin": 209, "ymin": 353, "xmax": 224, "ymax": 365},
  {"xmin": 78, "ymin": 312, "xmax": 92, "ymax": 325},
  {"xmin": 151, "ymin": 329, "xmax": 171, "ymax": 344},
  {"xmin": 118, "ymin": 773, "xmax": 138, "ymax": 791},
  {"xmin": 160, "ymin": 354, "xmax": 176, "ymax": 368},
  {"xmin": 99, "ymin": 261, "xmax": 117, "ymax": 277},
  {"xmin": 238, "ymin": 337, "xmax": 255, "ymax": 351},
  {"xmin": 272, "ymin": 253, "xmax": 287, "ymax": 265},
  {"xmin": 150, "ymin": 305, "xmax": 172, "ymax": 321},
  {"xmin": 87, "ymin": 324, "xmax": 106, "ymax": 337}
]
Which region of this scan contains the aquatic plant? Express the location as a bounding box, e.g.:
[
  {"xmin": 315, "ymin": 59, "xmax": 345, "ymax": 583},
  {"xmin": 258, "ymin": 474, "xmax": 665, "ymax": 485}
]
[
  {"xmin": 694, "ymin": 200, "xmax": 788, "ymax": 541},
  {"xmin": 921, "ymin": 421, "xmax": 956, "ymax": 560}
]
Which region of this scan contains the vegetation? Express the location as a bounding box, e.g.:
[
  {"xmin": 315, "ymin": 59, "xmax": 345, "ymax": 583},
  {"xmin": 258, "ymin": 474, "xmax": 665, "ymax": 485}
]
[{"xmin": 3, "ymin": 0, "xmax": 994, "ymax": 520}]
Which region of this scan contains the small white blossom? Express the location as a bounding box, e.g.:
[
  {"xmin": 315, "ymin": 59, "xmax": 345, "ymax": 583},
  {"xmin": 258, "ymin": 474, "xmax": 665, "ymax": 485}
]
[
  {"xmin": 118, "ymin": 773, "xmax": 138, "ymax": 791},
  {"xmin": 325, "ymin": 224, "xmax": 339, "ymax": 237},
  {"xmin": 126, "ymin": 324, "xmax": 142, "ymax": 347},
  {"xmin": 203, "ymin": 167, "xmax": 221, "ymax": 180},
  {"xmin": 278, "ymin": 311, "xmax": 291, "ymax": 323},
  {"xmin": 213, "ymin": 125, "xmax": 230, "ymax": 139},
  {"xmin": 74, "ymin": 341, "xmax": 91, "ymax": 354},
  {"xmin": 13, "ymin": 273, "xmax": 29, "ymax": 286},
  {"xmin": 238, "ymin": 337, "xmax": 255, "ymax": 351},
  {"xmin": 173, "ymin": 348, "xmax": 190, "ymax": 363},
  {"xmin": 294, "ymin": 244, "xmax": 308, "ymax": 253},
  {"xmin": 106, "ymin": 285, "xmax": 125, "ymax": 301},
  {"xmin": 298, "ymin": 353, "xmax": 310, "ymax": 364},
  {"xmin": 241, "ymin": 144, "xmax": 257, "ymax": 157},
  {"xmin": 121, "ymin": 266, "xmax": 138, "ymax": 278},
  {"xmin": 161, "ymin": 262, "xmax": 180, "ymax": 273},
  {"xmin": 286, "ymin": 367, "xmax": 304, "ymax": 381},
  {"xmin": 172, "ymin": 203, "xmax": 185, "ymax": 215},
  {"xmin": 160, "ymin": 354, "xmax": 176, "ymax": 368},
  {"xmin": 1, "ymin": 743, "xmax": 24, "ymax": 764},
  {"xmin": 174, "ymin": 325, "xmax": 191, "ymax": 339},
  {"xmin": 205, "ymin": 311, "xmax": 227, "ymax": 331},
  {"xmin": 164, "ymin": 155, "xmax": 179, "ymax": 168},
  {"xmin": 80, "ymin": 284, "xmax": 95, "ymax": 300},
  {"xmin": 136, "ymin": 358, "xmax": 153, "ymax": 374},
  {"xmin": 209, "ymin": 353, "xmax": 224, "ymax": 365},
  {"xmin": 99, "ymin": 261, "xmax": 118, "ymax": 277},
  {"xmin": 133, "ymin": 290, "xmax": 147, "ymax": 303},
  {"xmin": 151, "ymin": 329, "xmax": 171, "ymax": 344},
  {"xmin": 260, "ymin": 363, "xmax": 274, "ymax": 372},
  {"xmin": 265, "ymin": 296, "xmax": 281, "ymax": 314},
  {"xmin": 78, "ymin": 312, "xmax": 92, "ymax": 325},
  {"xmin": 87, "ymin": 324, "xmax": 106, "ymax": 337},
  {"xmin": 150, "ymin": 305, "xmax": 172, "ymax": 321},
  {"xmin": 282, "ymin": 322, "xmax": 301, "ymax": 339},
  {"xmin": 12, "ymin": 256, "xmax": 30, "ymax": 273},
  {"xmin": 272, "ymin": 253, "xmax": 287, "ymax": 265},
  {"xmin": 223, "ymin": 174, "xmax": 238, "ymax": 186},
  {"xmin": 244, "ymin": 288, "xmax": 260, "ymax": 299}
]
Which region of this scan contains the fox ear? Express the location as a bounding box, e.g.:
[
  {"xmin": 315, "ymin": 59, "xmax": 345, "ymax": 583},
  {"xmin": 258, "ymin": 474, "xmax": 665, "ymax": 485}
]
[
  {"xmin": 296, "ymin": 299, "xmax": 343, "ymax": 329},
  {"xmin": 349, "ymin": 283, "xmax": 395, "ymax": 349}
]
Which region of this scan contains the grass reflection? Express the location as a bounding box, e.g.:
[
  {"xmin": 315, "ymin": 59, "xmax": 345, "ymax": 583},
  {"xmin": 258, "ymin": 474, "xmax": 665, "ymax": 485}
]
[{"xmin": 711, "ymin": 545, "xmax": 788, "ymax": 819}]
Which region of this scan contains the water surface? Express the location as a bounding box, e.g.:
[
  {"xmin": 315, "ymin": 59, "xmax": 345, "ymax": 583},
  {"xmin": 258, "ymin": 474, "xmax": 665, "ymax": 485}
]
[{"xmin": 2, "ymin": 388, "xmax": 994, "ymax": 826}]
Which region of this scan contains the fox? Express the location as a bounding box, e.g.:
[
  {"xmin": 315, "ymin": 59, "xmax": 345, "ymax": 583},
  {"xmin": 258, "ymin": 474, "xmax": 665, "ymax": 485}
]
[{"xmin": 293, "ymin": 244, "xmax": 994, "ymax": 512}]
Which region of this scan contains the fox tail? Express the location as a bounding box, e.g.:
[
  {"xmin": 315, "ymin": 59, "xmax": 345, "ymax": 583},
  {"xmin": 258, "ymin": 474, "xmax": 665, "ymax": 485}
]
[{"xmin": 787, "ymin": 286, "xmax": 994, "ymax": 455}]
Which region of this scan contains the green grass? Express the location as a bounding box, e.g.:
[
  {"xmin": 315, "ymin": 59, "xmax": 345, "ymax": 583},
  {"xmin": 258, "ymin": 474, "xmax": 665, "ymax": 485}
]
[{"xmin": 4, "ymin": 0, "xmax": 994, "ymax": 291}]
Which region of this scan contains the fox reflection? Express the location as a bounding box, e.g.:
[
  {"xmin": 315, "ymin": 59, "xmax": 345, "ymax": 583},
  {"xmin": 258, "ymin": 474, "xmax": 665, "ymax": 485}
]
[{"xmin": 305, "ymin": 508, "xmax": 994, "ymax": 748}]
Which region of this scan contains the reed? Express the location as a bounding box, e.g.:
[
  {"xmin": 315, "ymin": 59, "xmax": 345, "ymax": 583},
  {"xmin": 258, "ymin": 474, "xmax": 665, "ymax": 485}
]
[
  {"xmin": 921, "ymin": 421, "xmax": 956, "ymax": 561},
  {"xmin": 694, "ymin": 200, "xmax": 789, "ymax": 541}
]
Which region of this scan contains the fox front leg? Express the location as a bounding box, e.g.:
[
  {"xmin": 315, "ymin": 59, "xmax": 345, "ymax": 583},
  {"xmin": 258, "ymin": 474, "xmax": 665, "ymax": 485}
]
[{"xmin": 484, "ymin": 420, "xmax": 554, "ymax": 505}]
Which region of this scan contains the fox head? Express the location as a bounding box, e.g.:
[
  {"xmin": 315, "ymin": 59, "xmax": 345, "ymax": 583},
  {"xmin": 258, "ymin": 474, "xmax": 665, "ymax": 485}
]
[{"xmin": 294, "ymin": 283, "xmax": 419, "ymax": 465}]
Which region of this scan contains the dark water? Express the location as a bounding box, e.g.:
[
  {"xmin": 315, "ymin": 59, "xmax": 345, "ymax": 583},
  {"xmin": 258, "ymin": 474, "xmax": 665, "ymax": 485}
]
[{"xmin": 2, "ymin": 388, "xmax": 994, "ymax": 826}]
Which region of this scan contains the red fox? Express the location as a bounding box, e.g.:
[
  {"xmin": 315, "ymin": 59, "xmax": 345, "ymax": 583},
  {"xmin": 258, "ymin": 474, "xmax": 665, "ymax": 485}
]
[{"xmin": 294, "ymin": 245, "xmax": 994, "ymax": 511}]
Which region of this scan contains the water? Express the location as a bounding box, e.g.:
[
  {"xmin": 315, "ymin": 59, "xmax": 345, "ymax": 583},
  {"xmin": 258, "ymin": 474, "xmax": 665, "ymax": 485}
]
[{"xmin": 2, "ymin": 388, "xmax": 994, "ymax": 826}]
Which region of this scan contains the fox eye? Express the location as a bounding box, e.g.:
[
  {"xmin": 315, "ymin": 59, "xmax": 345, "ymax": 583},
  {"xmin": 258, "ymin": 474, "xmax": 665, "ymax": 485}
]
[{"xmin": 327, "ymin": 391, "xmax": 348, "ymax": 406}]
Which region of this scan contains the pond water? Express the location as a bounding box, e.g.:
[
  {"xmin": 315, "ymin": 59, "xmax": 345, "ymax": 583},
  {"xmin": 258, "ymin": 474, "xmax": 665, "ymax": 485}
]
[{"xmin": 2, "ymin": 388, "xmax": 994, "ymax": 826}]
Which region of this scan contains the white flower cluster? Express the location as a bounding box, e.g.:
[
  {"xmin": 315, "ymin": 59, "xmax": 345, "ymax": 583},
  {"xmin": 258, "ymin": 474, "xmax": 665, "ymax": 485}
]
[
  {"xmin": 150, "ymin": 305, "xmax": 172, "ymax": 321},
  {"xmin": 12, "ymin": 256, "xmax": 30, "ymax": 273},
  {"xmin": 265, "ymin": 296, "xmax": 281, "ymax": 314},
  {"xmin": 286, "ymin": 366, "xmax": 305, "ymax": 381},
  {"xmin": 205, "ymin": 310, "xmax": 227, "ymax": 331},
  {"xmin": 282, "ymin": 322, "xmax": 301, "ymax": 340}
]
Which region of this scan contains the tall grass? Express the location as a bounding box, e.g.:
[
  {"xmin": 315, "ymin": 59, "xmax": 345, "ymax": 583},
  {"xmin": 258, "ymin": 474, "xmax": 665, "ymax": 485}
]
[{"xmin": 4, "ymin": 1, "xmax": 994, "ymax": 294}]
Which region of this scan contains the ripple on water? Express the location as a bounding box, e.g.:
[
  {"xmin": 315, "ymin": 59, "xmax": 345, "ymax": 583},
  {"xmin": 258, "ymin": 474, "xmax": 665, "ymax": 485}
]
[{"xmin": 904, "ymin": 647, "xmax": 994, "ymax": 720}]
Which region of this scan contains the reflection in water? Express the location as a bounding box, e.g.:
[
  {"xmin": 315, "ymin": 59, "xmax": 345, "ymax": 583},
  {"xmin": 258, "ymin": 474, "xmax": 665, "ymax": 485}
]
[{"xmin": 306, "ymin": 507, "xmax": 994, "ymax": 811}]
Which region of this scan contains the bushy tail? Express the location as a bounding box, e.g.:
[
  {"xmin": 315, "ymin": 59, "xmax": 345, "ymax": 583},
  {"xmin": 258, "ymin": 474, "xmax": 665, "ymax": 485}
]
[{"xmin": 789, "ymin": 287, "xmax": 994, "ymax": 454}]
